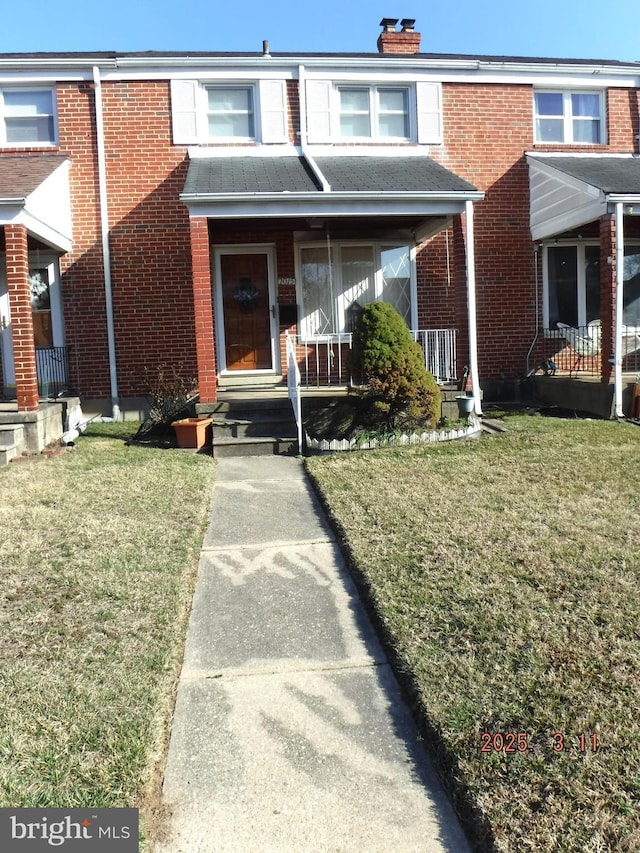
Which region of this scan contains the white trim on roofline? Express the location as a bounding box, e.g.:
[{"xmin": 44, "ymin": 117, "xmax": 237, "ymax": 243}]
[
  {"xmin": 186, "ymin": 144, "xmax": 440, "ymax": 158},
  {"xmin": 0, "ymin": 56, "xmax": 638, "ymax": 88},
  {"xmin": 180, "ymin": 191, "xmax": 483, "ymax": 220}
]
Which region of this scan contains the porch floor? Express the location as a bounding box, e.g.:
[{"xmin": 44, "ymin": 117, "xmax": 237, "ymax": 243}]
[{"xmin": 530, "ymin": 373, "xmax": 639, "ymax": 419}]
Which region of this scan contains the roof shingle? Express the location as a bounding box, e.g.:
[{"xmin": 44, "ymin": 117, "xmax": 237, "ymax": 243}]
[{"xmin": 0, "ymin": 155, "xmax": 68, "ymax": 199}]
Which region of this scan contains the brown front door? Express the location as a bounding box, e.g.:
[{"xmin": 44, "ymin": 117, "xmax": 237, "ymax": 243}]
[{"xmin": 220, "ymin": 252, "xmax": 272, "ymax": 371}]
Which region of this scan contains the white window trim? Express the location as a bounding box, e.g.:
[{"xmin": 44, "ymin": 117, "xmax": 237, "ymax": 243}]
[
  {"xmin": 202, "ymin": 83, "xmax": 258, "ymax": 143},
  {"xmin": 295, "ymin": 239, "xmax": 417, "ymax": 339},
  {"xmin": 533, "ymin": 89, "xmax": 605, "ymax": 145},
  {"xmin": 171, "ymin": 78, "xmax": 290, "ymax": 145},
  {"xmin": 335, "ymin": 84, "xmax": 413, "ymax": 142},
  {"xmin": 0, "ymin": 86, "xmax": 58, "ymax": 148}
]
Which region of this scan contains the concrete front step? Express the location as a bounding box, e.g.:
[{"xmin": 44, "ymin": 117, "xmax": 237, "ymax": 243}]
[
  {"xmin": 0, "ymin": 423, "xmax": 25, "ymax": 448},
  {"xmin": 212, "ymin": 413, "xmax": 297, "ymax": 440},
  {"xmin": 212, "ymin": 436, "xmax": 298, "ymax": 458},
  {"xmin": 200, "ymin": 397, "xmax": 298, "ymax": 457},
  {"xmin": 0, "ymin": 423, "xmax": 25, "ymax": 467},
  {"xmin": 0, "ymin": 444, "xmax": 20, "ymax": 466}
]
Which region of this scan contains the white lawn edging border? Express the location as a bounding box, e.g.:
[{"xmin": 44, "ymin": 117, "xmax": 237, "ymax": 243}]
[{"xmin": 305, "ymin": 419, "xmax": 482, "ymax": 453}]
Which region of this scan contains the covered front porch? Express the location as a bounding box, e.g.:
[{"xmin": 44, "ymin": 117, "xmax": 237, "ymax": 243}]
[
  {"xmin": 181, "ymin": 151, "xmax": 485, "ymax": 416},
  {"xmin": 527, "ymin": 154, "xmax": 640, "ymax": 418},
  {"xmin": 0, "ymin": 155, "xmax": 72, "ymax": 454}
]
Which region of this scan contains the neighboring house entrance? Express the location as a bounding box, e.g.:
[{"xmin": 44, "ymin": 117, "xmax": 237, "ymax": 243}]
[
  {"xmin": 0, "ymin": 253, "xmax": 67, "ymax": 395},
  {"xmin": 215, "ymin": 246, "xmax": 278, "ymax": 373}
]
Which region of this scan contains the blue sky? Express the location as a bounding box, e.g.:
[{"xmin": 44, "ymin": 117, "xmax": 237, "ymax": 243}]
[{"xmin": 2, "ymin": 0, "xmax": 639, "ymax": 62}]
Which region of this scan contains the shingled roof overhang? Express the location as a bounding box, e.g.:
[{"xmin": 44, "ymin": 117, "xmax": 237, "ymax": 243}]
[
  {"xmin": 0, "ymin": 155, "xmax": 72, "ymax": 251},
  {"xmin": 528, "ymin": 154, "xmax": 640, "ymax": 241},
  {"xmin": 180, "ymin": 154, "xmax": 482, "ymax": 219}
]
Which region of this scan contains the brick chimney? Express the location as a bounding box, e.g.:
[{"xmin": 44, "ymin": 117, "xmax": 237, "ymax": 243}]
[{"xmin": 377, "ymin": 18, "xmax": 421, "ymax": 54}]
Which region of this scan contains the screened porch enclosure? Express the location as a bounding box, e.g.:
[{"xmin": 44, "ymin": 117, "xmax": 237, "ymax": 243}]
[
  {"xmin": 540, "ymin": 242, "xmax": 640, "ymax": 376},
  {"xmin": 292, "ymin": 238, "xmax": 456, "ymax": 386},
  {"xmin": 298, "ymin": 241, "xmax": 413, "ymax": 337}
]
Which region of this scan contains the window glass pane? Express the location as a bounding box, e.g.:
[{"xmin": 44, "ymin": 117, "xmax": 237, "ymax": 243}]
[
  {"xmin": 573, "ymin": 119, "xmax": 600, "ymax": 144},
  {"xmin": 208, "ymin": 113, "xmax": 253, "ymax": 137},
  {"xmin": 378, "ymin": 89, "xmax": 407, "ymax": 112},
  {"xmin": 4, "ymin": 90, "xmax": 52, "ymax": 116},
  {"xmin": 571, "ymin": 93, "xmax": 599, "ymax": 118},
  {"xmin": 535, "ymin": 92, "xmax": 563, "ymax": 116},
  {"xmin": 623, "ymin": 249, "xmax": 640, "ymax": 325},
  {"xmin": 30, "ymin": 268, "xmax": 53, "ymax": 348},
  {"xmin": 340, "ymin": 89, "xmax": 369, "ymax": 111},
  {"xmin": 6, "ymin": 117, "xmax": 54, "ymax": 143},
  {"xmin": 548, "ymin": 246, "xmax": 578, "ymax": 327},
  {"xmin": 207, "ymin": 88, "xmax": 251, "ymax": 112},
  {"xmin": 341, "ymin": 246, "xmax": 375, "ymax": 330},
  {"xmin": 300, "ymin": 247, "xmax": 334, "ymax": 336},
  {"xmin": 536, "ymin": 118, "xmax": 563, "ymax": 142},
  {"xmin": 339, "ymin": 114, "xmax": 370, "ymax": 137},
  {"xmin": 378, "ymin": 113, "xmax": 408, "ymax": 137},
  {"xmin": 381, "ymin": 246, "xmax": 411, "ymax": 324},
  {"xmin": 206, "ymin": 88, "xmax": 253, "ymax": 138},
  {"xmin": 585, "ymin": 246, "xmax": 600, "ymax": 323}
]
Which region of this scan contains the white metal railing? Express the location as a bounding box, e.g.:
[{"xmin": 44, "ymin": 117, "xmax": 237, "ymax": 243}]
[
  {"xmin": 286, "ymin": 329, "xmax": 457, "ymax": 387},
  {"xmin": 542, "ymin": 324, "xmax": 640, "ymax": 375},
  {"xmin": 285, "ymin": 331, "xmax": 303, "ymax": 451}
]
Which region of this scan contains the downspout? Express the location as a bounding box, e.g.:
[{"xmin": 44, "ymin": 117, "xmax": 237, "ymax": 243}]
[
  {"xmin": 298, "ymin": 64, "xmax": 331, "ymax": 191},
  {"xmin": 93, "ymin": 65, "xmax": 120, "ymax": 421},
  {"xmin": 525, "ymin": 244, "xmax": 540, "ymax": 375},
  {"xmin": 614, "ymin": 202, "xmax": 624, "ymax": 418},
  {"xmin": 464, "ymin": 199, "xmax": 483, "ymax": 415}
]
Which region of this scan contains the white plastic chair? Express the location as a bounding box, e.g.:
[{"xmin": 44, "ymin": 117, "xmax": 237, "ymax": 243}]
[{"xmin": 556, "ymin": 320, "xmax": 601, "ymax": 375}]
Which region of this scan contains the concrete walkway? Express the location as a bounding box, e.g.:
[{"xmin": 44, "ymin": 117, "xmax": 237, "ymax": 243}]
[{"xmin": 156, "ymin": 456, "xmax": 471, "ymax": 853}]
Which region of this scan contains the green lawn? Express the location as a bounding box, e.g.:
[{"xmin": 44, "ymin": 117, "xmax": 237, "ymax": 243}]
[
  {"xmin": 0, "ymin": 423, "xmax": 215, "ymax": 846},
  {"xmin": 306, "ymin": 415, "xmax": 640, "ymax": 852}
]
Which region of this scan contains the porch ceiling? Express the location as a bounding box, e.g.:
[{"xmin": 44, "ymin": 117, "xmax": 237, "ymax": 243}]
[
  {"xmin": 527, "ymin": 154, "xmax": 640, "ymax": 241},
  {"xmin": 180, "ymin": 154, "xmax": 482, "ymax": 219},
  {"xmin": 0, "ymin": 155, "xmax": 72, "ymax": 252}
]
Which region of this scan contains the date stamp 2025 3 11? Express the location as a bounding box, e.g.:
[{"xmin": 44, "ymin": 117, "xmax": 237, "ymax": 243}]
[{"xmin": 480, "ymin": 732, "xmax": 599, "ymax": 754}]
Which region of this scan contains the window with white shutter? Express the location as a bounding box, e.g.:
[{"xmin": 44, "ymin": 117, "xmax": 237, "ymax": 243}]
[
  {"xmin": 170, "ymin": 79, "xmax": 290, "ymax": 145},
  {"xmin": 304, "ymin": 81, "xmax": 443, "ymax": 145}
]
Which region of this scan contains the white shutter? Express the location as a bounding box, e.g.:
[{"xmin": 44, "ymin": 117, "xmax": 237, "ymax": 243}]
[
  {"xmin": 170, "ymin": 80, "xmax": 200, "ymax": 144},
  {"xmin": 416, "ymin": 81, "xmax": 443, "ymax": 145},
  {"xmin": 305, "ymin": 80, "xmax": 332, "ymax": 143},
  {"xmin": 259, "ymin": 79, "xmax": 289, "ymax": 143}
]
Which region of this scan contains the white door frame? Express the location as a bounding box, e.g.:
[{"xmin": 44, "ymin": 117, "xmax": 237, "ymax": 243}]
[{"xmin": 213, "ymin": 244, "xmax": 279, "ymax": 374}]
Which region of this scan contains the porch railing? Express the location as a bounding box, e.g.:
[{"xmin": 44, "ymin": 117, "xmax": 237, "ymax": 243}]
[
  {"xmin": 285, "ymin": 332, "xmax": 303, "ymax": 451},
  {"xmin": 285, "ymin": 329, "xmax": 457, "ymax": 388},
  {"xmin": 36, "ymin": 346, "xmax": 70, "ymax": 397},
  {"xmin": 541, "ymin": 326, "xmax": 640, "ymax": 376}
]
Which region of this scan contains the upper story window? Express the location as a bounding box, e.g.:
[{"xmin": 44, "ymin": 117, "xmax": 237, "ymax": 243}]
[
  {"xmin": 305, "ymin": 80, "xmax": 442, "ymax": 146},
  {"xmin": 0, "ymin": 88, "xmax": 56, "ymax": 147},
  {"xmin": 171, "ymin": 79, "xmax": 288, "ymax": 146},
  {"xmin": 206, "ymin": 86, "xmax": 255, "ymax": 140},
  {"xmin": 534, "ymin": 91, "xmax": 604, "ymax": 144},
  {"xmin": 338, "ymin": 86, "xmax": 410, "ymax": 140}
]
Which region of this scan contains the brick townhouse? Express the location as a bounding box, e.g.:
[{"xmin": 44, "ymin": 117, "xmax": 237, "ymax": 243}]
[{"xmin": 1, "ymin": 17, "xmax": 640, "ymax": 438}]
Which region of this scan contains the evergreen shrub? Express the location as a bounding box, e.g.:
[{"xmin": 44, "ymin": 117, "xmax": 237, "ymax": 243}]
[{"xmin": 350, "ymin": 302, "xmax": 440, "ymax": 430}]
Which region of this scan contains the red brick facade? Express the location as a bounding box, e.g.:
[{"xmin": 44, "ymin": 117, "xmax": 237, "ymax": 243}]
[
  {"xmin": 1, "ymin": 43, "xmax": 639, "ymax": 413},
  {"xmin": 4, "ymin": 224, "xmax": 38, "ymax": 410}
]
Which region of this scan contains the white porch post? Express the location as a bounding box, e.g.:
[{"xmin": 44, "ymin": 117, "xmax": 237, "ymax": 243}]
[
  {"xmin": 464, "ymin": 199, "xmax": 482, "ymax": 415},
  {"xmin": 614, "ymin": 202, "xmax": 624, "ymax": 418}
]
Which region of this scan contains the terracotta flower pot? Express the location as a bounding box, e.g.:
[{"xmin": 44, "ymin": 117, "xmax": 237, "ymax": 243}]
[{"xmin": 171, "ymin": 417, "xmax": 212, "ymax": 449}]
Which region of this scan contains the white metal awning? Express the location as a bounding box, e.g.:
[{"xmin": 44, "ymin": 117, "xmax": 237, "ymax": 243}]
[{"xmin": 527, "ymin": 153, "xmax": 640, "ymax": 241}]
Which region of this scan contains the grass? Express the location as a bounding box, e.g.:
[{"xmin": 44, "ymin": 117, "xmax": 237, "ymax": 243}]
[
  {"xmin": 0, "ymin": 422, "xmax": 215, "ymax": 846},
  {"xmin": 306, "ymin": 414, "xmax": 640, "ymax": 852}
]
